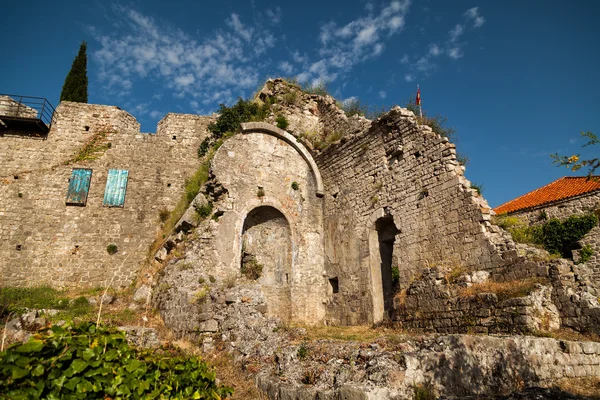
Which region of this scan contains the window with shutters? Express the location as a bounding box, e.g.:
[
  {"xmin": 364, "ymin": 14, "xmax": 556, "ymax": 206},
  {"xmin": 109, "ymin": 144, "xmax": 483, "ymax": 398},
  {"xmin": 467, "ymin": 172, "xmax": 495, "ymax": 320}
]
[
  {"xmin": 65, "ymin": 168, "xmax": 93, "ymax": 206},
  {"xmin": 103, "ymin": 169, "xmax": 129, "ymax": 207}
]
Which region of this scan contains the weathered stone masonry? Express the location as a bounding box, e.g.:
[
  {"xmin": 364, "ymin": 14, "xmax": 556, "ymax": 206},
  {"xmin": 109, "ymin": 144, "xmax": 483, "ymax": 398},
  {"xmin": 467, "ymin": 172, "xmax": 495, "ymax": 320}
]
[{"xmin": 0, "ymin": 102, "xmax": 212, "ymax": 288}]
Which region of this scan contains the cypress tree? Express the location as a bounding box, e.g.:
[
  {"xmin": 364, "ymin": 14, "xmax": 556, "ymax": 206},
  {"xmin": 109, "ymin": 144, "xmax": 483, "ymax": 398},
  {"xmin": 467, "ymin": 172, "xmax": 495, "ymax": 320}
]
[{"xmin": 60, "ymin": 41, "xmax": 88, "ymax": 103}]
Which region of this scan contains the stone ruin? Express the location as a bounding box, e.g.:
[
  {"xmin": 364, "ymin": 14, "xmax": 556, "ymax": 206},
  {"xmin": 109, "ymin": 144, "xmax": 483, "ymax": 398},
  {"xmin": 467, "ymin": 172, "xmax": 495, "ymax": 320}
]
[{"xmin": 2, "ymin": 79, "xmax": 600, "ymax": 397}]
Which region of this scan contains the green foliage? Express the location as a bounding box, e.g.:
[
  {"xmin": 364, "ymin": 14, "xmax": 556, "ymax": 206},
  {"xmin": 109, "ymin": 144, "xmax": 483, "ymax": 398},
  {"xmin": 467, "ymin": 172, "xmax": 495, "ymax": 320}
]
[
  {"xmin": 241, "ymin": 251, "xmax": 263, "ymax": 280},
  {"xmin": 291, "ymin": 181, "xmax": 299, "ymax": 191},
  {"xmin": 341, "ymin": 98, "xmax": 367, "ymax": 117},
  {"xmin": 0, "ymin": 287, "xmax": 70, "ymax": 317},
  {"xmin": 65, "ymin": 132, "xmax": 112, "ymax": 165},
  {"xmin": 257, "ymin": 188, "xmax": 265, "ymax": 198},
  {"xmin": 60, "ymin": 41, "xmax": 88, "ymax": 103},
  {"xmin": 543, "ymin": 215, "xmax": 598, "ymax": 257},
  {"xmin": 197, "ymin": 137, "xmax": 211, "ymax": 158},
  {"xmin": 470, "ymin": 182, "xmax": 484, "ymax": 196},
  {"xmin": 0, "ymin": 322, "xmax": 232, "ymax": 399},
  {"xmin": 551, "ymin": 132, "xmax": 599, "ymax": 178},
  {"xmin": 297, "ymin": 342, "xmax": 309, "ymax": 360},
  {"xmin": 275, "ymin": 115, "xmax": 289, "ymax": 130},
  {"xmin": 208, "ymin": 98, "xmax": 269, "ymax": 139},
  {"xmin": 578, "ymin": 245, "xmax": 594, "ymax": 264},
  {"xmin": 301, "ymin": 81, "xmax": 329, "ymax": 96},
  {"xmin": 413, "ymin": 383, "xmax": 436, "ymax": 400},
  {"xmin": 194, "ymin": 200, "xmax": 213, "ymax": 220},
  {"xmin": 106, "ymin": 244, "xmax": 118, "ymax": 255},
  {"xmin": 494, "ymin": 214, "xmax": 598, "ymax": 258},
  {"xmin": 158, "ymin": 208, "xmax": 170, "ymax": 223},
  {"xmin": 391, "ymin": 265, "xmax": 400, "ymax": 286}
]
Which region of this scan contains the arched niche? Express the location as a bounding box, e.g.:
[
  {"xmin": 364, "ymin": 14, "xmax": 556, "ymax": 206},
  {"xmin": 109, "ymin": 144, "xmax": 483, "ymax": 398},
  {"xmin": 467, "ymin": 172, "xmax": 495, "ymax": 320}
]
[
  {"xmin": 241, "ymin": 205, "xmax": 292, "ymax": 321},
  {"xmin": 240, "ymin": 122, "xmax": 324, "ymax": 197}
]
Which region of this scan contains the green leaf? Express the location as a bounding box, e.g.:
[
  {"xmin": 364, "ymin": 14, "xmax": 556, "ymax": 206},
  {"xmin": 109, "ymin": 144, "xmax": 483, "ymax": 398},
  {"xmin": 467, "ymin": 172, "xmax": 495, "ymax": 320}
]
[
  {"xmin": 31, "ymin": 364, "xmax": 44, "ymax": 377},
  {"xmin": 15, "ymin": 339, "xmax": 44, "ymax": 353},
  {"xmin": 125, "ymin": 359, "xmax": 142, "ymax": 373},
  {"xmin": 11, "ymin": 366, "xmax": 29, "ymax": 379},
  {"xmin": 70, "ymin": 359, "xmax": 88, "ymax": 374},
  {"xmin": 76, "ymin": 379, "xmax": 94, "ymax": 393}
]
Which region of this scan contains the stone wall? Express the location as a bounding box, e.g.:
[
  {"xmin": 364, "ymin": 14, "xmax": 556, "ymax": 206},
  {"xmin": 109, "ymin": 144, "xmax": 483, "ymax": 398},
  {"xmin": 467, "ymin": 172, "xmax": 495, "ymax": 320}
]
[
  {"xmin": 0, "ymin": 102, "xmax": 212, "ymax": 288},
  {"xmin": 314, "ymin": 107, "xmax": 501, "ymax": 325},
  {"xmin": 154, "ymin": 122, "xmax": 326, "ymax": 329},
  {"xmin": 507, "ymin": 191, "xmax": 600, "ymax": 277}
]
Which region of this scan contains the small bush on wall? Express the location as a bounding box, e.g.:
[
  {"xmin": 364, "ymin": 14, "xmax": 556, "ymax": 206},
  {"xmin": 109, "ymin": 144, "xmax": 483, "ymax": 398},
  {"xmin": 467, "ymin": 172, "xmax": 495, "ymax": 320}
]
[
  {"xmin": 275, "ymin": 115, "xmax": 289, "ymax": 130},
  {"xmin": 106, "ymin": 243, "xmax": 118, "ymax": 255}
]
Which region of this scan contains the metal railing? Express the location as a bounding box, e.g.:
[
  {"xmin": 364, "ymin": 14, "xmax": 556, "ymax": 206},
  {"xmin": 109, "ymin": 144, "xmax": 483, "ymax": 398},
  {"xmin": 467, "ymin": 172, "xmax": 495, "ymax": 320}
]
[{"xmin": 0, "ymin": 94, "xmax": 57, "ymax": 129}]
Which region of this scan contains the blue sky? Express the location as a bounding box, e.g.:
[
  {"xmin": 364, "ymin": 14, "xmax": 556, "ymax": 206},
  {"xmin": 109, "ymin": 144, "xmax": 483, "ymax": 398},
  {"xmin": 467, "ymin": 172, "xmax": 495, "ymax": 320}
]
[{"xmin": 2, "ymin": 0, "xmax": 599, "ymax": 208}]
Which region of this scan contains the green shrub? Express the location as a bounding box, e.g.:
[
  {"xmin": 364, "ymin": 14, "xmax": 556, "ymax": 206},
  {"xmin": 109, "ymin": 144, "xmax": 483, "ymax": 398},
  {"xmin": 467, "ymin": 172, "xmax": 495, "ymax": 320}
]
[
  {"xmin": 275, "ymin": 115, "xmax": 289, "ymax": 130},
  {"xmin": 158, "ymin": 208, "xmax": 170, "ymax": 223},
  {"xmin": 341, "ymin": 98, "xmax": 367, "ymax": 117},
  {"xmin": 208, "ymin": 98, "xmax": 269, "ymax": 139},
  {"xmin": 470, "ymin": 182, "xmax": 484, "ymax": 195},
  {"xmin": 297, "ymin": 342, "xmax": 309, "ymax": 360},
  {"xmin": 0, "ymin": 322, "xmax": 233, "ymax": 399},
  {"xmin": 197, "ymin": 137, "xmax": 210, "ymax": 158},
  {"xmin": 302, "ymin": 81, "xmax": 329, "ymax": 96},
  {"xmin": 578, "ymin": 245, "xmax": 594, "ymax": 264},
  {"xmin": 241, "ymin": 253, "xmax": 263, "ymax": 280},
  {"xmin": 495, "ymin": 214, "xmax": 598, "ymax": 259},
  {"xmin": 291, "ymin": 181, "xmax": 299, "ymax": 191},
  {"xmin": 106, "ymin": 244, "xmax": 118, "ymax": 255},
  {"xmin": 543, "ymin": 214, "xmax": 598, "ymax": 257},
  {"xmin": 194, "ymin": 200, "xmax": 213, "ymax": 220},
  {"xmin": 257, "ymin": 188, "xmax": 265, "ymax": 198},
  {"xmin": 391, "ymin": 265, "xmax": 400, "ymax": 286}
]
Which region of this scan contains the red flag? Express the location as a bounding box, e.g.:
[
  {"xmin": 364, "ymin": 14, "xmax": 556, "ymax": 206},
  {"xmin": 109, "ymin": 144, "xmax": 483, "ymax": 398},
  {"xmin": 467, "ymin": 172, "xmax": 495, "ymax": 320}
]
[{"xmin": 415, "ymin": 87, "xmax": 421, "ymax": 105}]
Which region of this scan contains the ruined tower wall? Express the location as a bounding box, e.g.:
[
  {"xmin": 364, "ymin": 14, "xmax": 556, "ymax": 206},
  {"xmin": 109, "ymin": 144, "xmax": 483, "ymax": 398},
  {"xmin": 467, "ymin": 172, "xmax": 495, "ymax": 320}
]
[
  {"xmin": 0, "ymin": 102, "xmax": 212, "ymax": 288},
  {"xmin": 315, "ymin": 107, "xmax": 499, "ymax": 324}
]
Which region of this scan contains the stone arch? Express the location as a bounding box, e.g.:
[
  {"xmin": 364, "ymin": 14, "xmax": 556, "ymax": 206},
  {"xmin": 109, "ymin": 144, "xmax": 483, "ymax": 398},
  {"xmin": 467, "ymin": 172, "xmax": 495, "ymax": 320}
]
[
  {"xmin": 367, "ymin": 208, "xmax": 400, "ymax": 323},
  {"xmin": 241, "ymin": 205, "xmax": 293, "ymax": 321},
  {"xmin": 240, "ymin": 122, "xmax": 324, "ymax": 197}
]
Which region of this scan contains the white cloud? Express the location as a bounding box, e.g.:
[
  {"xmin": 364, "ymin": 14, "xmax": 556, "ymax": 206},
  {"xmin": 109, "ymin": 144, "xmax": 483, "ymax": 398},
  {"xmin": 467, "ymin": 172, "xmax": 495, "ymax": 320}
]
[
  {"xmin": 279, "ymin": 61, "xmax": 294, "ymax": 75},
  {"xmin": 265, "ymin": 7, "xmax": 282, "ymax": 24},
  {"xmin": 300, "ymin": 0, "xmax": 411, "ymax": 84},
  {"xmin": 175, "ymin": 74, "xmax": 195, "ymax": 87},
  {"xmin": 92, "ymin": 6, "xmax": 277, "ymax": 112},
  {"xmin": 464, "ymin": 7, "xmax": 485, "ymax": 28},
  {"xmin": 449, "ymin": 24, "xmax": 464, "ymax": 42},
  {"xmin": 227, "ymin": 13, "xmax": 253, "ymax": 42},
  {"xmin": 402, "ymin": 6, "xmax": 485, "ymax": 81},
  {"xmin": 429, "ymin": 44, "xmax": 441, "ymax": 56},
  {"xmin": 379, "ymin": 90, "xmax": 387, "ymax": 99},
  {"xmin": 448, "ymin": 47, "xmax": 463, "ymax": 59}
]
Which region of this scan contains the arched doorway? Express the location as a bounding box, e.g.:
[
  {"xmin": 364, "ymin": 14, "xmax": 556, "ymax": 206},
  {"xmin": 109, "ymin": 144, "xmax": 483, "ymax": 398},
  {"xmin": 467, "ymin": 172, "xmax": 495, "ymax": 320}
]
[
  {"xmin": 376, "ymin": 215, "xmax": 399, "ymax": 317},
  {"xmin": 241, "ymin": 206, "xmax": 292, "ymax": 321}
]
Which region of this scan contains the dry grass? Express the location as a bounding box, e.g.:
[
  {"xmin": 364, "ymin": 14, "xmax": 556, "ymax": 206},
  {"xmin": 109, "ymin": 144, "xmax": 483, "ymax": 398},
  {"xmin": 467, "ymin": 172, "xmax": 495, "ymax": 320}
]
[
  {"xmin": 206, "ymin": 352, "xmax": 268, "ymax": 400},
  {"xmin": 297, "ymin": 324, "xmax": 413, "ymax": 345},
  {"xmin": 459, "ymin": 277, "xmax": 548, "ymax": 301},
  {"xmin": 532, "ymin": 328, "xmax": 600, "ymax": 343},
  {"xmin": 556, "ymin": 377, "xmax": 600, "ymax": 397}
]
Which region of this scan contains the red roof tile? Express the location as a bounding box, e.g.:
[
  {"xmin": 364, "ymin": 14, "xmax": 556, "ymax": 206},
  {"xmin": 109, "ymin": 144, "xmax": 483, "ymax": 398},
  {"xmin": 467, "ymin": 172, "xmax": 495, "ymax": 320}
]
[{"xmin": 494, "ymin": 176, "xmax": 600, "ymax": 215}]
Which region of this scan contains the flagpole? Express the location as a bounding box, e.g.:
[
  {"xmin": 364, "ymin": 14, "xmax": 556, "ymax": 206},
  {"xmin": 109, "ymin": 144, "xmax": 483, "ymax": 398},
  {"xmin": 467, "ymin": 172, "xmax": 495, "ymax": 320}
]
[{"xmin": 417, "ymin": 85, "xmax": 422, "ymax": 118}]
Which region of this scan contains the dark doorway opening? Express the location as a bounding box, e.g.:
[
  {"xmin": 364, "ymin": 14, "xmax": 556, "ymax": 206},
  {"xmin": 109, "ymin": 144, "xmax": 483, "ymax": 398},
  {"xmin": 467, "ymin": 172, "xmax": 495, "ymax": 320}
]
[{"xmin": 376, "ymin": 215, "xmax": 399, "ymax": 316}]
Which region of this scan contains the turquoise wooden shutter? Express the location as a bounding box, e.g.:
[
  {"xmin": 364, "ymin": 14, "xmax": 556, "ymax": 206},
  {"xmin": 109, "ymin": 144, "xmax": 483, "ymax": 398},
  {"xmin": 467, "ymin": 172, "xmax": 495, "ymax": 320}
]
[
  {"xmin": 66, "ymin": 168, "xmax": 92, "ymax": 206},
  {"xmin": 103, "ymin": 169, "xmax": 129, "ymax": 207}
]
